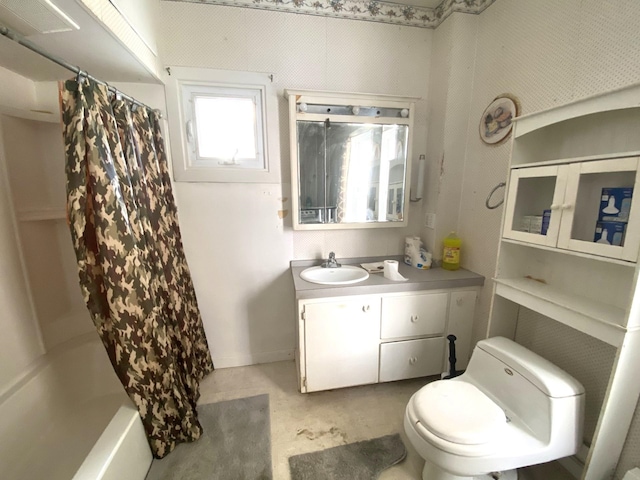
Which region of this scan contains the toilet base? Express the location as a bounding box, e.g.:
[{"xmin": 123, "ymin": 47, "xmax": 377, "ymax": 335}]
[{"xmin": 422, "ymin": 461, "xmax": 517, "ymax": 480}]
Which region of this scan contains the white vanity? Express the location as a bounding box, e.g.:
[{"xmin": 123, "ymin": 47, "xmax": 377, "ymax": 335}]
[{"xmin": 291, "ymin": 259, "xmax": 484, "ymax": 393}]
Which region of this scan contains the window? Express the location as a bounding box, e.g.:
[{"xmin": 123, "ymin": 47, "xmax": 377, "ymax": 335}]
[{"xmin": 165, "ymin": 67, "xmax": 280, "ymax": 183}]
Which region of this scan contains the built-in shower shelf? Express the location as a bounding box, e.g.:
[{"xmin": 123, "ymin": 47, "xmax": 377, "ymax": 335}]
[
  {"xmin": 18, "ymin": 208, "xmax": 66, "ymax": 222},
  {"xmin": 493, "ymin": 277, "xmax": 627, "ymax": 347}
]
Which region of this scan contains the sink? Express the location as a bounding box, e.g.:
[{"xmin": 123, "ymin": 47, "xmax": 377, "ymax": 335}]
[{"xmin": 300, "ymin": 265, "xmax": 369, "ymax": 285}]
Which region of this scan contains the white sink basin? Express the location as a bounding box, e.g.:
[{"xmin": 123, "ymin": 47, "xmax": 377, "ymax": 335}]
[{"xmin": 300, "ymin": 265, "xmax": 369, "ymax": 285}]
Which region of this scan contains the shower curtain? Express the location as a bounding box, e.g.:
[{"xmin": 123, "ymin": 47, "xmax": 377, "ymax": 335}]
[{"xmin": 60, "ymin": 78, "xmax": 214, "ymax": 458}]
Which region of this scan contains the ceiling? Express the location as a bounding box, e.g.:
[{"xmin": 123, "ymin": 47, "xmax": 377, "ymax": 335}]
[{"xmin": 0, "ymin": 0, "xmax": 159, "ymax": 82}]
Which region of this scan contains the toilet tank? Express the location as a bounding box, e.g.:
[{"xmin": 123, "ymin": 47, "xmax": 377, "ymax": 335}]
[{"xmin": 463, "ymin": 337, "xmax": 585, "ymax": 445}]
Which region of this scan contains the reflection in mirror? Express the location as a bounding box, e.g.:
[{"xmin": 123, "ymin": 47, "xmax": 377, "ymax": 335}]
[{"xmin": 297, "ymin": 121, "xmax": 408, "ymax": 226}]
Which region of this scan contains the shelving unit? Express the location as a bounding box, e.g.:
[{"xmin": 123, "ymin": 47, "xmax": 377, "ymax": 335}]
[
  {"xmin": 0, "ymin": 106, "xmax": 92, "ymax": 350},
  {"xmin": 17, "ymin": 208, "xmax": 66, "ymax": 222},
  {"xmin": 488, "ymin": 83, "xmax": 640, "ymax": 480},
  {"xmin": 493, "ymin": 278, "xmax": 627, "ymax": 347}
]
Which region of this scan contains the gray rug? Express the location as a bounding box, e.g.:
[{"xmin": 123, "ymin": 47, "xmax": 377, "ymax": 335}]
[
  {"xmin": 146, "ymin": 394, "xmax": 272, "ymax": 480},
  {"xmin": 288, "ymin": 434, "xmax": 406, "ymax": 480}
]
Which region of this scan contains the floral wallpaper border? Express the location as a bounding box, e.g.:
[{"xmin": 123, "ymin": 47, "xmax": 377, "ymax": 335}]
[{"xmin": 163, "ymin": 0, "xmax": 496, "ymax": 29}]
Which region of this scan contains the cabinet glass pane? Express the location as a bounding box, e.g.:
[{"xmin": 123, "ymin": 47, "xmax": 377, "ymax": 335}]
[
  {"xmin": 511, "ymin": 176, "xmax": 556, "ymax": 235},
  {"xmin": 571, "ymin": 170, "xmax": 635, "ymax": 246}
]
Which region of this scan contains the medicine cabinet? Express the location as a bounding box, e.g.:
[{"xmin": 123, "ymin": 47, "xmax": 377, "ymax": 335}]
[
  {"xmin": 286, "ymin": 90, "xmax": 416, "ymax": 230},
  {"xmin": 488, "ymin": 84, "xmax": 640, "ymax": 480},
  {"xmin": 503, "ymin": 156, "xmax": 640, "ymax": 262}
]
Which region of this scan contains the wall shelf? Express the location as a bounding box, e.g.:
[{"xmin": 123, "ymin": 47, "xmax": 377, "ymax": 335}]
[
  {"xmin": 17, "ymin": 208, "xmax": 66, "ymax": 222},
  {"xmin": 511, "ymin": 150, "xmax": 640, "ymax": 170},
  {"xmin": 0, "ymin": 106, "xmax": 59, "ymax": 124},
  {"xmin": 493, "ymin": 278, "xmax": 626, "ymax": 347},
  {"xmin": 501, "ymin": 238, "xmax": 636, "ymax": 267}
]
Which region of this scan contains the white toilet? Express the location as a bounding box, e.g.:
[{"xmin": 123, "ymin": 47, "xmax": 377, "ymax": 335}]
[{"xmin": 404, "ymin": 337, "xmax": 585, "ymax": 480}]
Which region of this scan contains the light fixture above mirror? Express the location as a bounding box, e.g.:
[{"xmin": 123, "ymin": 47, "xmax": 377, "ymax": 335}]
[{"xmin": 286, "ymin": 90, "xmax": 417, "ymax": 230}]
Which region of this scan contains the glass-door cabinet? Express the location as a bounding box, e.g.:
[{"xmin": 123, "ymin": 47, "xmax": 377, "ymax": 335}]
[{"xmin": 504, "ymin": 156, "xmax": 640, "ymax": 262}]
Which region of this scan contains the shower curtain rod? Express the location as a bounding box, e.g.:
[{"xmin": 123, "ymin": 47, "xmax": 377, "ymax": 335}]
[{"xmin": 0, "ymin": 24, "xmax": 158, "ymax": 114}]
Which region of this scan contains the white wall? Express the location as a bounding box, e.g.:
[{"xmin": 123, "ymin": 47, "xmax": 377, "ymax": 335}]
[
  {"xmin": 447, "ymin": 0, "xmax": 640, "ymax": 347},
  {"xmin": 0, "ymin": 67, "xmax": 45, "ymax": 394},
  {"xmin": 157, "ymin": 2, "xmax": 432, "ymax": 367},
  {"xmin": 421, "ymin": 13, "xmax": 478, "ymax": 255},
  {"xmin": 425, "ymin": 1, "xmax": 640, "ymax": 476}
]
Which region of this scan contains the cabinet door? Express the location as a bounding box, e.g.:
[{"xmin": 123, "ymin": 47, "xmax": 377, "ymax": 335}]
[
  {"xmin": 379, "ymin": 337, "xmax": 445, "ymax": 382},
  {"xmin": 303, "ymin": 297, "xmax": 380, "ymax": 392},
  {"xmin": 557, "ymin": 157, "xmax": 640, "ymax": 261},
  {"xmin": 446, "ymin": 290, "xmax": 477, "ymax": 371},
  {"xmin": 503, "ymin": 165, "xmax": 568, "ymax": 247},
  {"xmin": 380, "ymin": 293, "xmax": 448, "ymax": 340}
]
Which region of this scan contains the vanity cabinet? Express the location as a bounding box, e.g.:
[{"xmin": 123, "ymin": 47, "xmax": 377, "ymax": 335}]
[
  {"xmin": 489, "ymin": 85, "xmax": 640, "ymax": 480},
  {"xmin": 296, "ymin": 289, "xmax": 477, "ymax": 393},
  {"xmin": 303, "ymin": 296, "xmax": 381, "ymax": 392}
]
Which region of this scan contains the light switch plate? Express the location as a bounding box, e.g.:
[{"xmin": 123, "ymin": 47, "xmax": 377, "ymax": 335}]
[{"xmin": 425, "ymin": 212, "xmax": 436, "ymax": 229}]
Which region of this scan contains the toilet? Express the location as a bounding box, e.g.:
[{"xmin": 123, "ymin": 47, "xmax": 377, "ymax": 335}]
[{"xmin": 404, "ymin": 337, "xmax": 585, "ymax": 480}]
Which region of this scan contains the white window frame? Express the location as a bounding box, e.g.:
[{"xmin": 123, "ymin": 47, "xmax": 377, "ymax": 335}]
[{"xmin": 164, "ymin": 66, "xmax": 280, "ymax": 183}]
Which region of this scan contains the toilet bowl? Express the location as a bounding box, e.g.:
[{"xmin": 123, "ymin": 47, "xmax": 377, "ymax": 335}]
[{"xmin": 404, "ymin": 337, "xmax": 585, "ymax": 480}]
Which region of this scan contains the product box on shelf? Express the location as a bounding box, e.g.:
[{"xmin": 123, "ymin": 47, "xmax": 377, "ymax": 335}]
[
  {"xmin": 541, "ymin": 209, "xmax": 551, "ymax": 235},
  {"xmin": 594, "ymin": 221, "xmax": 626, "ymax": 246},
  {"xmin": 528, "ymin": 215, "xmax": 543, "ymax": 235},
  {"xmin": 518, "ymin": 216, "xmax": 531, "ymax": 233},
  {"xmin": 599, "ymin": 187, "xmax": 633, "ymax": 222}
]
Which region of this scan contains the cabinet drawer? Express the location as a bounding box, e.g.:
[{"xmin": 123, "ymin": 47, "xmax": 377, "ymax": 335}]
[
  {"xmin": 381, "ymin": 293, "xmax": 448, "ymax": 339},
  {"xmin": 379, "ymin": 337, "xmax": 444, "ymax": 382}
]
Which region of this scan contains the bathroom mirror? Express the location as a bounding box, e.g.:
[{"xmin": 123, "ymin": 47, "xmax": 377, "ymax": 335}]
[{"xmin": 287, "ymin": 90, "xmax": 415, "ymax": 230}]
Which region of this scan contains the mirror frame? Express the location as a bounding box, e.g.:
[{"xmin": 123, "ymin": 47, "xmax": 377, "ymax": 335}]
[{"xmin": 286, "ymin": 89, "xmax": 416, "ymax": 230}]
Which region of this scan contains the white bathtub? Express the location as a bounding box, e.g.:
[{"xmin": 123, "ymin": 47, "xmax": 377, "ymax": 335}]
[{"xmin": 0, "ymin": 333, "xmax": 153, "ymax": 480}]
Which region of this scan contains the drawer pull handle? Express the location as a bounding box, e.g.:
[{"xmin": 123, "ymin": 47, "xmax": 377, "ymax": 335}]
[
  {"xmin": 409, "ymin": 357, "xmax": 417, "ymax": 365},
  {"xmin": 456, "ymin": 298, "xmax": 464, "ymax": 307},
  {"xmin": 362, "ymin": 305, "xmax": 370, "ymax": 312},
  {"xmin": 410, "ymin": 315, "xmax": 419, "ymax": 323}
]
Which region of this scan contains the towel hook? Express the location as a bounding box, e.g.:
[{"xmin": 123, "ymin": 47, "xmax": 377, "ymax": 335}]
[{"xmin": 485, "ymin": 182, "xmax": 506, "ymax": 209}]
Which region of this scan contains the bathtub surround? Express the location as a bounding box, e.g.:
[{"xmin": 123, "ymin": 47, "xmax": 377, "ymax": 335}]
[
  {"xmin": 288, "ymin": 433, "xmax": 407, "ymax": 479},
  {"xmin": 146, "ymin": 394, "xmax": 273, "ymax": 480},
  {"xmin": 60, "ymin": 78, "xmax": 214, "ymax": 458},
  {"xmin": 0, "ymin": 333, "xmax": 152, "ymax": 480}
]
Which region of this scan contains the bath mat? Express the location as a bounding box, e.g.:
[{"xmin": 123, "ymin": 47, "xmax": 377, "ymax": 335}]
[
  {"xmin": 288, "ymin": 433, "xmax": 406, "ymax": 480},
  {"xmin": 145, "ymin": 394, "xmax": 272, "ymax": 480}
]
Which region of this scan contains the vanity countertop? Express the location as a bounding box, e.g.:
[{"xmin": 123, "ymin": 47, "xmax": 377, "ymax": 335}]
[{"xmin": 291, "ymin": 256, "xmax": 484, "ymax": 300}]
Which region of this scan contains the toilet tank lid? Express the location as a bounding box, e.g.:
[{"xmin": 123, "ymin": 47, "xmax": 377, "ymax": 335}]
[{"xmin": 476, "ymin": 337, "xmax": 585, "ymax": 398}]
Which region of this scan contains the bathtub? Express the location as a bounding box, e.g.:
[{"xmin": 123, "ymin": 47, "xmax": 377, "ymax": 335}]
[{"xmin": 0, "ymin": 332, "xmax": 153, "ymax": 480}]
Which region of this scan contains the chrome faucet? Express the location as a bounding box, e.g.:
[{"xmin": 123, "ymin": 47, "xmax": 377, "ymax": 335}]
[{"xmin": 321, "ymin": 251, "xmax": 341, "ymax": 268}]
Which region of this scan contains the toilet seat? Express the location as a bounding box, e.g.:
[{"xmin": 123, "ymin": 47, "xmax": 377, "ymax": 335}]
[{"xmin": 409, "ymin": 381, "xmax": 507, "ymax": 455}]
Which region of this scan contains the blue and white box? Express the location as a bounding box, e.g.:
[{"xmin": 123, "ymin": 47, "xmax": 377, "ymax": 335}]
[
  {"xmin": 599, "ymin": 187, "xmax": 633, "ymax": 222},
  {"xmin": 594, "ymin": 221, "xmax": 626, "ymax": 246},
  {"xmin": 541, "ymin": 209, "xmax": 551, "ymax": 236}
]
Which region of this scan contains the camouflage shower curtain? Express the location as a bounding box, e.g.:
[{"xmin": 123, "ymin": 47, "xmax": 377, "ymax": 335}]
[{"xmin": 60, "ymin": 78, "xmax": 214, "ymax": 458}]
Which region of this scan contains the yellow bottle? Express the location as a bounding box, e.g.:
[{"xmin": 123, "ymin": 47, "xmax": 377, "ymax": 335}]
[{"xmin": 442, "ymin": 232, "xmax": 461, "ymax": 271}]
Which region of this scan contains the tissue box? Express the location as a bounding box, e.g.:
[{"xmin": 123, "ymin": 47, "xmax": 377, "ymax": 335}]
[
  {"xmin": 594, "ymin": 221, "xmax": 626, "ymax": 246},
  {"xmin": 528, "ymin": 216, "xmax": 543, "ymax": 235},
  {"xmin": 599, "ymin": 187, "xmax": 633, "ymax": 222},
  {"xmin": 517, "ymin": 216, "xmax": 531, "ymax": 232}
]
